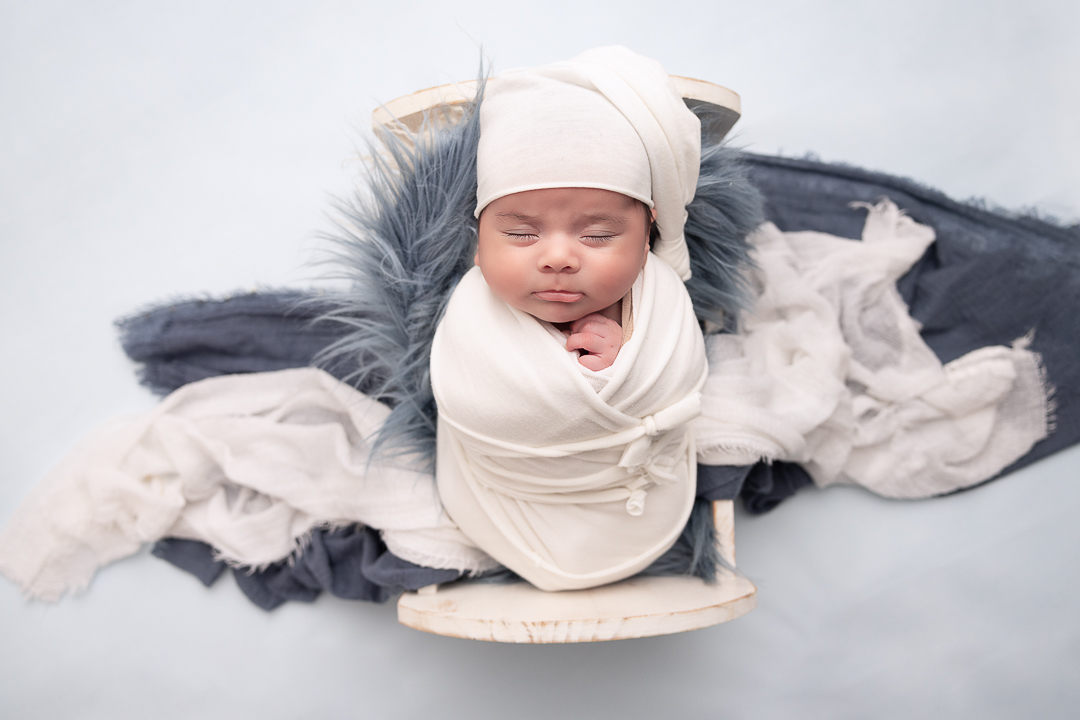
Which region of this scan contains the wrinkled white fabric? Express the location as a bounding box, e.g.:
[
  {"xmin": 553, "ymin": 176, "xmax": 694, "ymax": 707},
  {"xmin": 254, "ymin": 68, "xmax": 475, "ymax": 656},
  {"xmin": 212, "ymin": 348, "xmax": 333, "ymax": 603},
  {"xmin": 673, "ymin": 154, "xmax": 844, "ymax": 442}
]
[
  {"xmin": 432, "ymin": 256, "xmax": 708, "ymax": 590},
  {"xmin": 694, "ymin": 199, "xmax": 1051, "ymax": 498},
  {"xmin": 0, "ymin": 368, "xmax": 495, "ymax": 601},
  {"xmin": 475, "ymin": 45, "xmax": 701, "ymax": 280}
]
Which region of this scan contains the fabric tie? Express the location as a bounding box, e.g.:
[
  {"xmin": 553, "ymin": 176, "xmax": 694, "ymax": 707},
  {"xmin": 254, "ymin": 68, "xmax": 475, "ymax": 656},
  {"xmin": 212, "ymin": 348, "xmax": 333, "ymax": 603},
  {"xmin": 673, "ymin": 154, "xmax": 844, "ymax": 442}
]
[
  {"xmin": 622, "ymin": 445, "xmax": 684, "ymax": 516},
  {"xmin": 618, "ymin": 392, "xmax": 703, "ymax": 468}
]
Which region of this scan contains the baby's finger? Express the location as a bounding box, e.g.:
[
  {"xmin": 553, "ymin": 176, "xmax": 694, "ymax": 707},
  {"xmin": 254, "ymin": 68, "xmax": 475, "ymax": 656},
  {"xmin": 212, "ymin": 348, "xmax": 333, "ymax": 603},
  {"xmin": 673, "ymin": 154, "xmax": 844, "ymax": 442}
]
[
  {"xmin": 570, "ymin": 314, "xmax": 616, "ymax": 336},
  {"xmin": 566, "ymin": 331, "xmax": 607, "ymax": 355},
  {"xmin": 577, "ymin": 353, "xmax": 610, "ymax": 371}
]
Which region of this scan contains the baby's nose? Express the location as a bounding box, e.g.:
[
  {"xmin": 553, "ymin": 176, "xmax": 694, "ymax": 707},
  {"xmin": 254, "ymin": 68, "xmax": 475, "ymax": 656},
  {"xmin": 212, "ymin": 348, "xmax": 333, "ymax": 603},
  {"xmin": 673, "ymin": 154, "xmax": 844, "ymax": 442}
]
[{"xmin": 539, "ymin": 238, "xmax": 580, "ymax": 272}]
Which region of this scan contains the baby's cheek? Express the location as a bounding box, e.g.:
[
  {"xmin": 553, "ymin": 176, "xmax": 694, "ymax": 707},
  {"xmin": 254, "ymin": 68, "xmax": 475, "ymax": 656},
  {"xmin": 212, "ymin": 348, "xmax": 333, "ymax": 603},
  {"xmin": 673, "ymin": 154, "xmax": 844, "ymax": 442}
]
[{"xmin": 477, "ymin": 262, "xmax": 521, "ymax": 307}]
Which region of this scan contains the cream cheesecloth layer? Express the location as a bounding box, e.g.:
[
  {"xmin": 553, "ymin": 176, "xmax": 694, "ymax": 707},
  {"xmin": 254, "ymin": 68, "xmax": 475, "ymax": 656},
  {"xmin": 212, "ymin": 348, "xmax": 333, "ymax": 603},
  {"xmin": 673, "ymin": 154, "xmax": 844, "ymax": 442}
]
[
  {"xmin": 0, "ymin": 368, "xmax": 495, "ymax": 601},
  {"xmin": 475, "ymin": 45, "xmax": 701, "ymax": 280},
  {"xmin": 693, "ymin": 200, "xmax": 1051, "ymax": 498},
  {"xmin": 432, "ymin": 256, "xmax": 708, "ymax": 591}
]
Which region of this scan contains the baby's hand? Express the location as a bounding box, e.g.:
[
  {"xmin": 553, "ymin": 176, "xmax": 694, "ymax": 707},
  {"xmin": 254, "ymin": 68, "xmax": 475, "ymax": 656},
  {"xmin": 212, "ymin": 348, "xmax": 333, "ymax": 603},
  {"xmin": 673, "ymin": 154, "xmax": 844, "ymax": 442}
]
[{"xmin": 566, "ymin": 313, "xmax": 622, "ymax": 371}]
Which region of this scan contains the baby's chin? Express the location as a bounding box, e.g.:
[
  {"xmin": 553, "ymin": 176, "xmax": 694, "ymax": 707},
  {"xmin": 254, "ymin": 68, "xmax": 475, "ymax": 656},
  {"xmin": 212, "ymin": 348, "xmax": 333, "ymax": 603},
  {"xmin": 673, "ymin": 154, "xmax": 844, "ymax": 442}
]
[
  {"xmin": 519, "ymin": 298, "xmax": 623, "ymax": 327},
  {"xmin": 498, "ymin": 289, "xmax": 623, "ymax": 326},
  {"xmin": 512, "ymin": 299, "xmax": 595, "ymax": 326},
  {"xmin": 526, "ymin": 307, "xmax": 591, "ymax": 326}
]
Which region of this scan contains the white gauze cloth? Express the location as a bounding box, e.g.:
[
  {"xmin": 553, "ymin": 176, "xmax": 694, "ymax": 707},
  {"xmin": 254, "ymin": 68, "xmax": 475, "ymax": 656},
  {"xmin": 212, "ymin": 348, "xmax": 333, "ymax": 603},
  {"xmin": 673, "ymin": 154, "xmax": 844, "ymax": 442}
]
[
  {"xmin": 475, "ymin": 45, "xmax": 701, "ymax": 280},
  {"xmin": 431, "ymin": 256, "xmax": 708, "ymax": 591},
  {"xmin": 0, "ymin": 368, "xmax": 496, "ymax": 601},
  {"xmin": 693, "ymin": 199, "xmax": 1051, "ymax": 498}
]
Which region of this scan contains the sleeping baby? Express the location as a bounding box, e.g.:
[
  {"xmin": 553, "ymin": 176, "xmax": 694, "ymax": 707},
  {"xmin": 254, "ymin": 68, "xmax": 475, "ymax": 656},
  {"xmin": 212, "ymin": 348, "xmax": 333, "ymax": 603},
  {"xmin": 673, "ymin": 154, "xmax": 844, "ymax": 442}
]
[{"xmin": 430, "ymin": 46, "xmax": 710, "ymax": 591}]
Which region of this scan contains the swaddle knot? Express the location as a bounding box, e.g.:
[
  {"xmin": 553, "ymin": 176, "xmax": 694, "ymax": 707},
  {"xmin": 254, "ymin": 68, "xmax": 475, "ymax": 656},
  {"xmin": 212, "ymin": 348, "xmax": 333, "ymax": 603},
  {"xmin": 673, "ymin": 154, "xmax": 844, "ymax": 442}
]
[
  {"xmin": 618, "ymin": 393, "xmax": 703, "ymax": 468},
  {"xmin": 621, "ymin": 446, "xmax": 683, "ymax": 515}
]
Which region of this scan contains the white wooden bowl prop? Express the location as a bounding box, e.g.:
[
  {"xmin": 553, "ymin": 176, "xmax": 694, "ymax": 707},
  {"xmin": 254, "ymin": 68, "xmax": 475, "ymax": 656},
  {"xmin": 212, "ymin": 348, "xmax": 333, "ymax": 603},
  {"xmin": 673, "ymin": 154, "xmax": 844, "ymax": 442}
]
[
  {"xmin": 377, "ymin": 74, "xmax": 754, "ymax": 643},
  {"xmin": 397, "ymin": 500, "xmax": 757, "ymax": 643}
]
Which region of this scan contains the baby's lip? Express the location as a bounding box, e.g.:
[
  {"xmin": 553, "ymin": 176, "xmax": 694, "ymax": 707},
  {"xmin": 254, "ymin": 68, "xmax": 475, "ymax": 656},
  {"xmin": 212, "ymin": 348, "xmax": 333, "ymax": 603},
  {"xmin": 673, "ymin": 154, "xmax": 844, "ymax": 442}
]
[{"xmin": 534, "ymin": 290, "xmax": 583, "ymax": 302}]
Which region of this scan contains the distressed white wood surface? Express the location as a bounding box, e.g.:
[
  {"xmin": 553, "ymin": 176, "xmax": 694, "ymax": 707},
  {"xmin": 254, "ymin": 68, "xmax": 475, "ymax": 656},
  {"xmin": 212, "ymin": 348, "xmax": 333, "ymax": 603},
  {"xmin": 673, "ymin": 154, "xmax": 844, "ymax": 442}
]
[
  {"xmin": 398, "ymin": 573, "xmax": 757, "ymax": 643},
  {"xmin": 398, "ymin": 500, "xmax": 755, "ymax": 643},
  {"xmin": 372, "ymin": 75, "xmax": 742, "ymax": 144},
  {"xmin": 714, "ymin": 498, "xmax": 737, "ymax": 568}
]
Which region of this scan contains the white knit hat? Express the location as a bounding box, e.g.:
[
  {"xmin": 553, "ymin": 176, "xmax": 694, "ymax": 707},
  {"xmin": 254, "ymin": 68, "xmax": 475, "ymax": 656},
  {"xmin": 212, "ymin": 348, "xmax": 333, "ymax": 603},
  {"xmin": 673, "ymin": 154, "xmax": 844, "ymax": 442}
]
[{"xmin": 475, "ymin": 46, "xmax": 702, "ymax": 280}]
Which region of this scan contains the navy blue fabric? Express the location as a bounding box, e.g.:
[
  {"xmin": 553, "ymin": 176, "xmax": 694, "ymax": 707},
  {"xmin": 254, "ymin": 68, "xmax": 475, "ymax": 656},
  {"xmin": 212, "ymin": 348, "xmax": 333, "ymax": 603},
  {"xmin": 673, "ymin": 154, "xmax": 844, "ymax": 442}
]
[
  {"xmin": 117, "ymin": 291, "xmax": 361, "ymax": 398},
  {"xmin": 126, "ymin": 152, "xmax": 1080, "ymax": 603},
  {"xmin": 697, "ymin": 461, "xmax": 815, "ymax": 515},
  {"xmin": 739, "ymin": 462, "xmax": 816, "ymax": 515},
  {"xmin": 151, "ymin": 538, "xmax": 227, "ymax": 587},
  {"xmin": 696, "ymin": 464, "xmax": 751, "ymax": 501},
  {"xmin": 152, "ymin": 526, "xmax": 463, "ymax": 611}
]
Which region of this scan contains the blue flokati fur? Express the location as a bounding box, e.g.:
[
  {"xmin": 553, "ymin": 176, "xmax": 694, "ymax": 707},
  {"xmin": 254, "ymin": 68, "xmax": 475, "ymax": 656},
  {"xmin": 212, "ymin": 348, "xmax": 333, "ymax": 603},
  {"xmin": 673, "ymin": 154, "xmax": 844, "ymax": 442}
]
[
  {"xmin": 683, "ymin": 116, "xmax": 765, "ymax": 331},
  {"xmin": 316, "ymin": 86, "xmax": 763, "ymax": 472},
  {"xmin": 314, "ymin": 91, "xmax": 483, "ymax": 471},
  {"xmin": 639, "ymin": 497, "xmax": 726, "ymax": 581}
]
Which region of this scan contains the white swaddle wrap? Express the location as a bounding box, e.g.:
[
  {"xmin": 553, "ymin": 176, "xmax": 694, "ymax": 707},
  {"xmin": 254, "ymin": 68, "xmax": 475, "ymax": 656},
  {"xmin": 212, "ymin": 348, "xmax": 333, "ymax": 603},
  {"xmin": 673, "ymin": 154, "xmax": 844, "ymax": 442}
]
[{"xmin": 432, "ymin": 256, "xmax": 708, "ymax": 591}]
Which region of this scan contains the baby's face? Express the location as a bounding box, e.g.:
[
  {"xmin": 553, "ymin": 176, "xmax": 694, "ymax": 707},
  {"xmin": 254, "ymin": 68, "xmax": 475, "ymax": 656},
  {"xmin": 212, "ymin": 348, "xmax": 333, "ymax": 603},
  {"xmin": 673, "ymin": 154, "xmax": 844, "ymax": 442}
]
[{"xmin": 475, "ymin": 188, "xmax": 651, "ymax": 324}]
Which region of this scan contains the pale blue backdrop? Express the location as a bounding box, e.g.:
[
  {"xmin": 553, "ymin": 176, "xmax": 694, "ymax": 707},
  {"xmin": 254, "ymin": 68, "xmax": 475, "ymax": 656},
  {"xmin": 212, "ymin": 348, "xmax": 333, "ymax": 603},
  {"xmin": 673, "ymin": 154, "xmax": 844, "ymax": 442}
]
[{"xmin": 2, "ymin": 1, "xmax": 1077, "ymax": 718}]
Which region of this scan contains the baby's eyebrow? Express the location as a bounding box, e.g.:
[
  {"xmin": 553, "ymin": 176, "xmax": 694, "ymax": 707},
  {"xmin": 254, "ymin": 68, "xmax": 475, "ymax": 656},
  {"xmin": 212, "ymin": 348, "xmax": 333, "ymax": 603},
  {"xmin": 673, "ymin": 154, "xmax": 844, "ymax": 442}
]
[
  {"xmin": 493, "ymin": 212, "xmax": 540, "ymax": 223},
  {"xmin": 582, "ymin": 213, "xmax": 629, "ymax": 225},
  {"xmin": 491, "ymin": 211, "xmax": 630, "ymax": 225}
]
